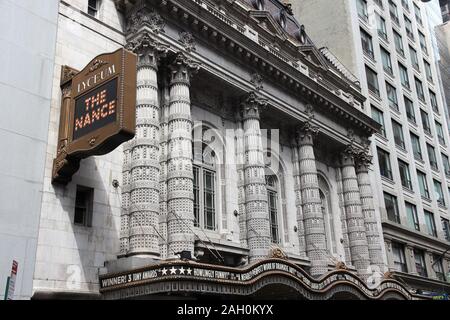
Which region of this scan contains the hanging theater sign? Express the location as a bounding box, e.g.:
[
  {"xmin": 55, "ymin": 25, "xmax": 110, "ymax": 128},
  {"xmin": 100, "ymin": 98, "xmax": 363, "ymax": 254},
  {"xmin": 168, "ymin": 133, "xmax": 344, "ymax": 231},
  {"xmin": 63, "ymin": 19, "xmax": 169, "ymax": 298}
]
[{"xmin": 52, "ymin": 48, "xmax": 137, "ymax": 184}]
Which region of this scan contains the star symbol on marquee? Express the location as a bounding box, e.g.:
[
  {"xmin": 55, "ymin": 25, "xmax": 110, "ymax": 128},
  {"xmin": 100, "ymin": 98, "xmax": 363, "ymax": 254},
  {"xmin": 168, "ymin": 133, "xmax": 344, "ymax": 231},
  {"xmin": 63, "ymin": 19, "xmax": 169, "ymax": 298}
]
[
  {"xmin": 186, "ymin": 268, "xmax": 192, "ymax": 275},
  {"xmin": 170, "ymin": 267, "xmax": 177, "ymax": 275},
  {"xmin": 161, "ymin": 268, "xmax": 168, "ymax": 276},
  {"xmin": 179, "ymin": 267, "xmax": 185, "ymax": 275}
]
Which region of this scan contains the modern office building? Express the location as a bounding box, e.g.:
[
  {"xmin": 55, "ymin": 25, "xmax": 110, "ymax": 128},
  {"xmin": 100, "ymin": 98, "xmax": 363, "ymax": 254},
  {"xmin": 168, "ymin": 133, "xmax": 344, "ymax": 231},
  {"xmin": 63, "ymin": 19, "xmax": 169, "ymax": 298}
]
[
  {"xmin": 440, "ymin": 0, "xmax": 450, "ymax": 22},
  {"xmin": 292, "ymin": 0, "xmax": 450, "ymax": 295},
  {"xmin": 436, "ymin": 1, "xmax": 450, "ymax": 122}
]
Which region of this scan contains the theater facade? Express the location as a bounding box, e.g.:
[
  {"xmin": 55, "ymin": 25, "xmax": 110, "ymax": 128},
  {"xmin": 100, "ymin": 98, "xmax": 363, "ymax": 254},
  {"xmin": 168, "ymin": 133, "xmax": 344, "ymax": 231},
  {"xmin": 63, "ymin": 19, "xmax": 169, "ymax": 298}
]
[{"xmin": 33, "ymin": 0, "xmax": 423, "ymax": 300}]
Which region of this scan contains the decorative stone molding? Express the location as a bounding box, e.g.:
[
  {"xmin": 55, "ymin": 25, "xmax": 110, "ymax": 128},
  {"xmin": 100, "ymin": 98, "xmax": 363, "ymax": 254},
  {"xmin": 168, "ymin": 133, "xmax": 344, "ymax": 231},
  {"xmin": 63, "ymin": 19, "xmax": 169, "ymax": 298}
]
[
  {"xmin": 126, "ymin": 5, "xmax": 166, "ymax": 34},
  {"xmin": 250, "ymin": 73, "xmax": 263, "ymax": 91},
  {"xmin": 178, "ymin": 31, "xmax": 196, "ymax": 52}
]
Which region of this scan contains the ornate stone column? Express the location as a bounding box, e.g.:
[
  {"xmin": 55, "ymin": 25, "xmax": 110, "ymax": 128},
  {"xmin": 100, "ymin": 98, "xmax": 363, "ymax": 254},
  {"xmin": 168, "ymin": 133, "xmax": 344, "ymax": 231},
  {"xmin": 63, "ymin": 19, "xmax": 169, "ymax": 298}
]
[
  {"xmin": 242, "ymin": 92, "xmax": 271, "ymax": 262},
  {"xmin": 158, "ymin": 68, "xmax": 170, "ymax": 259},
  {"xmin": 355, "ymin": 150, "xmax": 385, "ymax": 270},
  {"xmin": 236, "ymin": 115, "xmax": 248, "ymax": 247},
  {"xmin": 291, "ymin": 138, "xmax": 306, "ymax": 258},
  {"xmin": 336, "ymin": 167, "xmax": 352, "ymax": 266},
  {"xmin": 125, "ymin": 34, "xmax": 168, "ymax": 257},
  {"xmin": 341, "ymin": 145, "xmax": 371, "ymax": 278},
  {"xmin": 296, "ymin": 119, "xmax": 328, "ymax": 277},
  {"xmin": 120, "ymin": 141, "xmax": 132, "ymax": 256},
  {"xmin": 166, "ymin": 53, "xmax": 200, "ymax": 258}
]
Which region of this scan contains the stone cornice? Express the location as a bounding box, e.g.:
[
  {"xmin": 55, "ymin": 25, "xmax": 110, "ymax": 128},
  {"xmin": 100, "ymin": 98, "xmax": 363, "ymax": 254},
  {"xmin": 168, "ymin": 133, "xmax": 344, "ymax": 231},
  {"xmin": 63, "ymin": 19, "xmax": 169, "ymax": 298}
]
[{"xmin": 118, "ymin": 0, "xmax": 380, "ymax": 137}]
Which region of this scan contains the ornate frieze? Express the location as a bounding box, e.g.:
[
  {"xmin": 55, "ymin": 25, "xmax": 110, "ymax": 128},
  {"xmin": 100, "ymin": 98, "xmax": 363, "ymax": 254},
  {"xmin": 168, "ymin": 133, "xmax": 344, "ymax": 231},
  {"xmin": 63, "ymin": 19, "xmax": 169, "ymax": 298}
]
[
  {"xmin": 178, "ymin": 31, "xmax": 196, "ymax": 52},
  {"xmin": 126, "ymin": 5, "xmax": 166, "ymax": 35}
]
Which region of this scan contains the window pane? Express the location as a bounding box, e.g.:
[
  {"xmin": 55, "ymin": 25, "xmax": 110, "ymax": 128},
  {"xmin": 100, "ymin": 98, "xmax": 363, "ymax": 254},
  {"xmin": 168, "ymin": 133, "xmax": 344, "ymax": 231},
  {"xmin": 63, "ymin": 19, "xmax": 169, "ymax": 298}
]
[
  {"xmin": 405, "ymin": 202, "xmax": 420, "ymax": 231},
  {"xmin": 392, "ymin": 120, "xmax": 405, "ymax": 148},
  {"xmin": 399, "ymin": 63, "xmax": 409, "ymax": 88},
  {"xmin": 399, "ymin": 160, "xmax": 412, "ymax": 189},
  {"xmin": 424, "ymin": 210, "xmax": 437, "ymax": 237},
  {"xmin": 203, "ymin": 170, "xmax": 215, "ymax": 230},
  {"xmin": 268, "ymin": 190, "xmax": 279, "ymax": 244},
  {"xmin": 384, "ymin": 192, "xmax": 400, "ymax": 223},
  {"xmin": 417, "ymin": 171, "xmax": 430, "ymax": 199},
  {"xmin": 361, "ymin": 29, "xmax": 374, "ymax": 58},
  {"xmin": 427, "ymin": 144, "xmax": 438, "ymax": 170},
  {"xmin": 404, "ymin": 97, "xmax": 415, "ymax": 122},
  {"xmin": 366, "ymin": 66, "xmax": 379, "ymax": 95},
  {"xmin": 421, "ymin": 110, "xmax": 431, "ymax": 133},
  {"xmin": 442, "ymin": 218, "xmax": 450, "ymax": 242},
  {"xmin": 381, "ymin": 48, "xmax": 392, "ymax": 73},
  {"xmin": 193, "ymin": 166, "xmax": 200, "ymax": 227},
  {"xmin": 392, "ymin": 242, "xmax": 407, "ymax": 272},
  {"xmin": 414, "ymin": 250, "xmax": 428, "ymax": 277},
  {"xmin": 386, "ymin": 83, "xmax": 398, "ymax": 109},
  {"xmin": 372, "ymin": 106, "xmax": 386, "ymax": 136},
  {"xmin": 411, "ymin": 133, "xmax": 422, "ymax": 160},
  {"xmin": 434, "ymin": 180, "xmax": 445, "ymax": 206}
]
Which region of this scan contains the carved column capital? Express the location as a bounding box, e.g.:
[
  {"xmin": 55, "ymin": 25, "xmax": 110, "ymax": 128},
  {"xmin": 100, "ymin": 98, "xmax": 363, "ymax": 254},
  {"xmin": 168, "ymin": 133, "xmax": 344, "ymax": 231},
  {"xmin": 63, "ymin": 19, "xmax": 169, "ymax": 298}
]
[
  {"xmin": 169, "ymin": 52, "xmax": 201, "ymax": 86},
  {"xmin": 355, "ymin": 149, "xmax": 373, "ymax": 173},
  {"xmin": 241, "ymin": 91, "xmax": 268, "ymax": 121},
  {"xmin": 341, "ymin": 144, "xmax": 360, "ymax": 166},
  {"xmin": 296, "ymin": 121, "xmax": 319, "ymax": 146},
  {"xmin": 126, "ymin": 32, "xmax": 169, "ymax": 66}
]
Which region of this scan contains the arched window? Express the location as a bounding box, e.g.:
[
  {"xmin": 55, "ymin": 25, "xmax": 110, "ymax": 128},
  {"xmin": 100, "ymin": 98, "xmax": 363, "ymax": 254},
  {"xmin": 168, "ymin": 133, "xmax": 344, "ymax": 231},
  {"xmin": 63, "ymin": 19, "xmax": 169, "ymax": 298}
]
[
  {"xmin": 192, "ymin": 126, "xmax": 218, "ymax": 231},
  {"xmin": 266, "ymin": 174, "xmax": 280, "ymax": 244},
  {"xmin": 318, "ymin": 175, "xmax": 336, "ymax": 255}
]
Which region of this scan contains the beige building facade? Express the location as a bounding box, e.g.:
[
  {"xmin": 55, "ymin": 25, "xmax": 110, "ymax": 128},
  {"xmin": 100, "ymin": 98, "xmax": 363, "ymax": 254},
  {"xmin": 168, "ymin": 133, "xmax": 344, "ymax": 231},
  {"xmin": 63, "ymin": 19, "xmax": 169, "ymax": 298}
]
[{"xmin": 292, "ymin": 0, "xmax": 450, "ymax": 294}]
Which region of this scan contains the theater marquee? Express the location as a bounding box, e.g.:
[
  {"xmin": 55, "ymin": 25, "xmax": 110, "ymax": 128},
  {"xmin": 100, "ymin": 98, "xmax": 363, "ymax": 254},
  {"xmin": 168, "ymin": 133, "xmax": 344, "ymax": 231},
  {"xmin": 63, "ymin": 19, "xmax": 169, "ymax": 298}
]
[{"xmin": 52, "ymin": 48, "xmax": 137, "ymax": 184}]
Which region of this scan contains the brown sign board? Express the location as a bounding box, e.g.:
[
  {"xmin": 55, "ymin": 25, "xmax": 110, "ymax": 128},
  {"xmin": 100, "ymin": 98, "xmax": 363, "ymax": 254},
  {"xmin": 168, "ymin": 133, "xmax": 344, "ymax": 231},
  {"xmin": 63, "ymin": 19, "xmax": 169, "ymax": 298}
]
[{"xmin": 52, "ymin": 48, "xmax": 137, "ymax": 184}]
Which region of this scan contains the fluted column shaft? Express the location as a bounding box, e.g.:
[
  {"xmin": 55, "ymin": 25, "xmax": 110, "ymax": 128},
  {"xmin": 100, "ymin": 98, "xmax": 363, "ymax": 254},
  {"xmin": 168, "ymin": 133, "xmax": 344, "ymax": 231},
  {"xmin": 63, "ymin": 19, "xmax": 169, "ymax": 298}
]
[
  {"xmin": 336, "ymin": 168, "xmax": 352, "ymax": 265},
  {"xmin": 341, "ymin": 150, "xmax": 370, "ymax": 277},
  {"xmin": 297, "ymin": 130, "xmax": 328, "ymax": 277},
  {"xmin": 355, "ymin": 161, "xmax": 384, "ymax": 270},
  {"xmin": 158, "ymin": 72, "xmax": 170, "ymax": 259},
  {"xmin": 292, "ymin": 141, "xmax": 306, "ymax": 258},
  {"xmin": 236, "ymin": 118, "xmax": 248, "ymax": 247},
  {"xmin": 242, "ymin": 93, "xmax": 270, "ymax": 261},
  {"xmin": 166, "ymin": 54, "xmax": 199, "ymax": 258},
  {"xmin": 127, "ymin": 51, "xmax": 162, "ymax": 257},
  {"xmin": 119, "ymin": 142, "xmax": 132, "ymax": 256}
]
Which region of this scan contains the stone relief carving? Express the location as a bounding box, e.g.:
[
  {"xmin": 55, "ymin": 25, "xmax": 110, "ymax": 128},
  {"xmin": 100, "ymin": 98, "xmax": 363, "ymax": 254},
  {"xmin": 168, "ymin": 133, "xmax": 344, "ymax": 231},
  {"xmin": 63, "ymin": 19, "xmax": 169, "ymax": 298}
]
[
  {"xmin": 127, "ymin": 7, "xmax": 166, "ymax": 34},
  {"xmin": 179, "ymin": 31, "xmax": 196, "ymax": 52},
  {"xmin": 125, "ymin": 32, "xmax": 170, "ymax": 56},
  {"xmin": 250, "ymin": 73, "xmax": 263, "ymax": 91}
]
